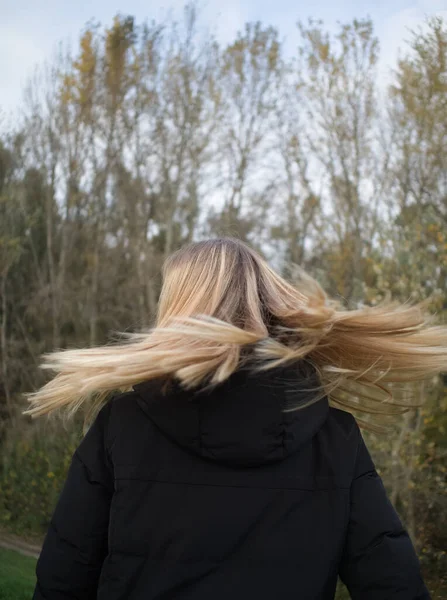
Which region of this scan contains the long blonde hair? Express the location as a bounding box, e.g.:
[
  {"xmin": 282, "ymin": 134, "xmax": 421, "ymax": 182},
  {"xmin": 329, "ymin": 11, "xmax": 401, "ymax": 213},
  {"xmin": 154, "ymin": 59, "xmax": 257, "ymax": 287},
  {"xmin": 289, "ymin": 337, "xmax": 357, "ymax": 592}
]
[{"xmin": 24, "ymin": 237, "xmax": 447, "ymax": 430}]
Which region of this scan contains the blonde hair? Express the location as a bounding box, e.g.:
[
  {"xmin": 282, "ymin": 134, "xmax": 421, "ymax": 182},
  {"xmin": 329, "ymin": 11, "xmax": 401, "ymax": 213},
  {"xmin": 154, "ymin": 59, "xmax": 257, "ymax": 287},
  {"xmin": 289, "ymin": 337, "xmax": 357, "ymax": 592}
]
[{"xmin": 24, "ymin": 237, "xmax": 447, "ymax": 430}]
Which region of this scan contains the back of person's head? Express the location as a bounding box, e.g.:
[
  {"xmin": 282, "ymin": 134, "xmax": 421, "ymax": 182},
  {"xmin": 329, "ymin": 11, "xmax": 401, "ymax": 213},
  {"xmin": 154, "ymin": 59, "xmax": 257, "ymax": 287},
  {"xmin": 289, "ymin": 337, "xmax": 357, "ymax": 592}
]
[{"xmin": 25, "ymin": 236, "xmax": 447, "ymax": 430}]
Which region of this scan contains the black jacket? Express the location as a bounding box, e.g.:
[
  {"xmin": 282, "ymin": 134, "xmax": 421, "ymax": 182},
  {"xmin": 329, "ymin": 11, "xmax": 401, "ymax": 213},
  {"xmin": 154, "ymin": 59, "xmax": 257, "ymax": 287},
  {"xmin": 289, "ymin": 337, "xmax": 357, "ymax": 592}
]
[{"xmin": 33, "ymin": 361, "xmax": 430, "ymax": 599}]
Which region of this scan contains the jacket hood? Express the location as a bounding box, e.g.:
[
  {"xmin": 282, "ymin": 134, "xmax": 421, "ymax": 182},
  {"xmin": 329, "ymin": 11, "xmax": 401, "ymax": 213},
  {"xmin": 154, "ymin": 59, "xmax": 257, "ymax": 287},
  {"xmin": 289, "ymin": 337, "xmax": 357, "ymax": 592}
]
[{"xmin": 132, "ymin": 359, "xmax": 329, "ymax": 467}]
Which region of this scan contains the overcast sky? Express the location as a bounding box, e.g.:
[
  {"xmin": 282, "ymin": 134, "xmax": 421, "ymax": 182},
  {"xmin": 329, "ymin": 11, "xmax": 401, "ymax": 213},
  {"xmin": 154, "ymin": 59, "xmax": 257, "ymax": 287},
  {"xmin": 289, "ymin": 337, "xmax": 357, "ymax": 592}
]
[{"xmin": 1, "ymin": 0, "xmax": 446, "ymax": 116}]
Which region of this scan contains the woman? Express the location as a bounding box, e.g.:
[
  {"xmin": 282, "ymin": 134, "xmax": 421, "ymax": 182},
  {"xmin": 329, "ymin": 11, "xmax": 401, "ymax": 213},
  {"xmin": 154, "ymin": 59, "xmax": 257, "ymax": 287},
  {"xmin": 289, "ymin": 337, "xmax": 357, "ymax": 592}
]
[{"xmin": 26, "ymin": 237, "xmax": 444, "ymax": 599}]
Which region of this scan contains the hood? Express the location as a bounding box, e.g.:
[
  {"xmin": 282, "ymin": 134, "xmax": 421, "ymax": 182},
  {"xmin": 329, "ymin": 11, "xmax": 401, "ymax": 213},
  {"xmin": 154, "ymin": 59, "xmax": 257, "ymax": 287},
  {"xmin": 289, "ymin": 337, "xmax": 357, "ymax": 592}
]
[{"xmin": 132, "ymin": 359, "xmax": 329, "ymax": 467}]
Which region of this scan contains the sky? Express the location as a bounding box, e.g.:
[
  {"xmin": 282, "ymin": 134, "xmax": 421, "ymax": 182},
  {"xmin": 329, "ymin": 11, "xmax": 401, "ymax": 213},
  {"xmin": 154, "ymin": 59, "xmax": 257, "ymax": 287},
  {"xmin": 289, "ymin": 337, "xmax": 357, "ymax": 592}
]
[{"xmin": 1, "ymin": 0, "xmax": 446, "ymax": 116}]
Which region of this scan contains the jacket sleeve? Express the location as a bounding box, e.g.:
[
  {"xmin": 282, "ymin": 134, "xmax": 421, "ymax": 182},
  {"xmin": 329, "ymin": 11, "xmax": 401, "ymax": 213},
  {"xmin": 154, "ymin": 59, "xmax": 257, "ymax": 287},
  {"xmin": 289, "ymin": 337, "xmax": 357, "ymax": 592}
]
[
  {"xmin": 338, "ymin": 426, "xmax": 431, "ymax": 600},
  {"xmin": 33, "ymin": 402, "xmax": 114, "ymax": 599}
]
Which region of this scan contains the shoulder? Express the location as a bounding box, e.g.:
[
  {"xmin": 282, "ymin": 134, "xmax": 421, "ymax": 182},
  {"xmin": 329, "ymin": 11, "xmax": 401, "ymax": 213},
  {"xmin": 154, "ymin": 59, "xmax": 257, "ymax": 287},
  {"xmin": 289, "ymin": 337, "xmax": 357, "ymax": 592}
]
[
  {"xmin": 109, "ymin": 389, "xmax": 142, "ymax": 414},
  {"xmin": 105, "ymin": 388, "xmax": 168, "ymax": 466},
  {"xmin": 326, "ymin": 406, "xmax": 359, "ymax": 440},
  {"xmin": 102, "ymin": 390, "xmax": 149, "ymax": 449},
  {"xmin": 313, "ymin": 406, "xmax": 362, "ymax": 477}
]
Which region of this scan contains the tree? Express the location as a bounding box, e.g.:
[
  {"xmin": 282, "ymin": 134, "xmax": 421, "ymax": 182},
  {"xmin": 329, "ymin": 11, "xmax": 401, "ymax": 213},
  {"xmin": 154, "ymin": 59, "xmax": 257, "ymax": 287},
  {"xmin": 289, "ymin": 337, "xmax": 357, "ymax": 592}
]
[
  {"xmin": 208, "ymin": 22, "xmax": 282, "ymax": 240},
  {"xmin": 296, "ymin": 18, "xmax": 384, "ymax": 306}
]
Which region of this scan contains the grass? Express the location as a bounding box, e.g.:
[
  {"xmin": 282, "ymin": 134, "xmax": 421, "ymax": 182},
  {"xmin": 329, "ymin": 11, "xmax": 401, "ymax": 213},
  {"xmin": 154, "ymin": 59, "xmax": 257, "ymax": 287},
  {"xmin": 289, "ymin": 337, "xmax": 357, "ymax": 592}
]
[{"xmin": 0, "ymin": 548, "xmax": 36, "ymax": 600}]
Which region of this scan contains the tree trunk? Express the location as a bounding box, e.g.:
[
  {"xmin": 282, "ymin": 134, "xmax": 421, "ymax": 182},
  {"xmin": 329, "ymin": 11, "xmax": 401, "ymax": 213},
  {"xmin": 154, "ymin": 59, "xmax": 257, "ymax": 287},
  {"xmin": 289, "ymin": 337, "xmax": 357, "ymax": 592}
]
[{"xmin": 1, "ymin": 270, "xmax": 14, "ymax": 422}]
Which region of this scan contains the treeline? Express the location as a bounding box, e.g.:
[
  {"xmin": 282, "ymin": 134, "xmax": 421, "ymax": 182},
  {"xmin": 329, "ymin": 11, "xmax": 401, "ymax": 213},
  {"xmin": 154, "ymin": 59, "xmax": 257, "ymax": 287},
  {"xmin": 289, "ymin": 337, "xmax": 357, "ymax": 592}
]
[{"xmin": 0, "ymin": 6, "xmax": 446, "ymax": 594}]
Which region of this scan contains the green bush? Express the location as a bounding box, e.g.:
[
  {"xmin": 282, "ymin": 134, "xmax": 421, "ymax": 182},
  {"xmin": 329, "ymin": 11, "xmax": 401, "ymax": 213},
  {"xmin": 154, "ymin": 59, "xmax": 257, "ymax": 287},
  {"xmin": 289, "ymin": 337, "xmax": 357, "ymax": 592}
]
[{"xmin": 0, "ymin": 418, "xmax": 81, "ymax": 535}]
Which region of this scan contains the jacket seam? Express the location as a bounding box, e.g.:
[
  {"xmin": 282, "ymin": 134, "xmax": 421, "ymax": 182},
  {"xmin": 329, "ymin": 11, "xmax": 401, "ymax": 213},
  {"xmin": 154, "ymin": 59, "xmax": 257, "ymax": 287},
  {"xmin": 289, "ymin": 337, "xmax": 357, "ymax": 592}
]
[{"xmin": 112, "ymin": 477, "xmax": 351, "ymax": 490}]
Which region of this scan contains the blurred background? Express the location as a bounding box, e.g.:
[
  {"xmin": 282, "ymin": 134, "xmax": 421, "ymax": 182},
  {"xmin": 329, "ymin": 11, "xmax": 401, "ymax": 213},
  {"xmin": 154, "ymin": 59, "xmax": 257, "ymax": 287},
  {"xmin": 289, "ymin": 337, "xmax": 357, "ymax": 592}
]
[{"xmin": 0, "ymin": 0, "xmax": 446, "ymax": 598}]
